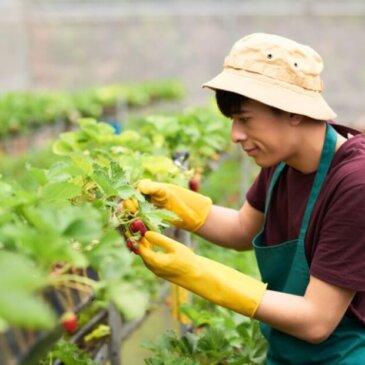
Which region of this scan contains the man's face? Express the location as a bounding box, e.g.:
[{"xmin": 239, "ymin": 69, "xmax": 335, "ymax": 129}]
[{"xmin": 231, "ymin": 99, "xmax": 297, "ymax": 167}]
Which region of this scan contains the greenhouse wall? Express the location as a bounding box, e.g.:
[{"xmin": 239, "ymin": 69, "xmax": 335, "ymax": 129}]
[{"xmin": 1, "ymin": 0, "xmax": 365, "ymax": 123}]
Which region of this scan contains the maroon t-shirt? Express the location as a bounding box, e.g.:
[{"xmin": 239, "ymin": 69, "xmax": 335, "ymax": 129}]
[{"xmin": 246, "ymin": 124, "xmax": 365, "ymax": 325}]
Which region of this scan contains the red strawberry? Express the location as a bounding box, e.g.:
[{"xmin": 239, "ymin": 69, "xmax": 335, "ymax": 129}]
[
  {"xmin": 130, "ymin": 220, "xmax": 147, "ymax": 237},
  {"xmin": 188, "ymin": 178, "xmax": 199, "ymax": 192},
  {"xmin": 61, "ymin": 312, "xmax": 78, "ymax": 334},
  {"xmin": 126, "ymin": 239, "xmax": 140, "ymax": 255}
]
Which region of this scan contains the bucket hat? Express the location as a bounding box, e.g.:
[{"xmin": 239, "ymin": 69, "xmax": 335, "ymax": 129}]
[{"xmin": 203, "ymin": 33, "xmax": 336, "ymax": 120}]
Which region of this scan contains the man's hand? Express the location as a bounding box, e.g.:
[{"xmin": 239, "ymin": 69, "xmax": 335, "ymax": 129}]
[
  {"xmin": 138, "ymin": 180, "xmax": 212, "ymax": 232},
  {"xmin": 139, "ymin": 231, "xmax": 267, "ymax": 318}
]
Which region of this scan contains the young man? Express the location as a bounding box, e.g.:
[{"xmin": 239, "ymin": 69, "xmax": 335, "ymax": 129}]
[{"xmin": 138, "ymin": 33, "xmax": 365, "ymax": 364}]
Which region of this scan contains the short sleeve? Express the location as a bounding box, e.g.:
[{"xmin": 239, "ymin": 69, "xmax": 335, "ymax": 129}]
[
  {"xmin": 310, "ymin": 184, "xmax": 365, "ymax": 291},
  {"xmin": 246, "ymin": 168, "xmax": 271, "ymax": 213}
]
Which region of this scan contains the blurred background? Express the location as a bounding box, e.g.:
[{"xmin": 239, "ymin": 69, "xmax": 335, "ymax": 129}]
[{"xmin": 1, "ymin": 0, "xmax": 365, "ymax": 125}]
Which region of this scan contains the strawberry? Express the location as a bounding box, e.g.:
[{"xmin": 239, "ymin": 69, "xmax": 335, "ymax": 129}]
[
  {"xmin": 126, "ymin": 239, "xmax": 140, "ymax": 255},
  {"xmin": 188, "ymin": 178, "xmax": 199, "ymax": 192},
  {"xmin": 130, "ymin": 220, "xmax": 147, "ymax": 237},
  {"xmin": 61, "ymin": 312, "xmax": 78, "ymax": 334},
  {"xmin": 123, "ymin": 198, "xmax": 139, "ymax": 214}
]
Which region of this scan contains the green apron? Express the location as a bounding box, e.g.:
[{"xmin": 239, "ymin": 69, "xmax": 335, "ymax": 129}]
[{"xmin": 253, "ymin": 124, "xmax": 365, "ymax": 364}]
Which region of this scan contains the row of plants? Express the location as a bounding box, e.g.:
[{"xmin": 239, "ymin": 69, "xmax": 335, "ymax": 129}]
[
  {"xmin": 0, "ymin": 80, "xmax": 185, "ymax": 138},
  {"xmin": 0, "ymin": 105, "xmax": 232, "ymax": 364}
]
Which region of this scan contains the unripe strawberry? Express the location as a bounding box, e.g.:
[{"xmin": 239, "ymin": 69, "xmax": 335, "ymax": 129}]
[
  {"xmin": 130, "ymin": 220, "xmax": 147, "ymax": 237},
  {"xmin": 61, "ymin": 312, "xmax": 78, "ymax": 334},
  {"xmin": 188, "ymin": 178, "xmax": 199, "ymax": 192},
  {"xmin": 123, "ymin": 198, "xmax": 139, "ymax": 213}
]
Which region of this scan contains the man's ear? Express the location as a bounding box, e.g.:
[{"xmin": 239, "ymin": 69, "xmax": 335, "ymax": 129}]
[{"xmin": 288, "ymin": 113, "xmax": 304, "ymax": 126}]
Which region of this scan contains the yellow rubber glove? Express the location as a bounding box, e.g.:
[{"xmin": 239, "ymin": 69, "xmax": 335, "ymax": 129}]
[
  {"xmin": 139, "ymin": 231, "xmax": 267, "ymax": 318},
  {"xmin": 137, "ymin": 180, "xmax": 212, "ymax": 232}
]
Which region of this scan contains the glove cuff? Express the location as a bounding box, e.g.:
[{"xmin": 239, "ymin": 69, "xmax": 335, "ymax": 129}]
[
  {"xmin": 192, "ymin": 256, "xmax": 267, "ymax": 318},
  {"xmin": 172, "ymin": 193, "xmax": 212, "ymax": 232}
]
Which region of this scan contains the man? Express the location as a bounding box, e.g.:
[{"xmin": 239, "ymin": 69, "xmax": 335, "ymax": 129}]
[{"xmin": 138, "ymin": 33, "xmax": 365, "ymax": 364}]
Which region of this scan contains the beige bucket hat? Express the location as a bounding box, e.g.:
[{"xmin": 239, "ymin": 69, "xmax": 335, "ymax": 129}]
[{"xmin": 203, "ymin": 33, "xmax": 336, "ymax": 120}]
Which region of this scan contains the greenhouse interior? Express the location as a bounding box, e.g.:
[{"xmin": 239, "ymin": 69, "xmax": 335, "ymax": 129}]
[{"xmin": 1, "ymin": 1, "xmax": 365, "ymax": 364}]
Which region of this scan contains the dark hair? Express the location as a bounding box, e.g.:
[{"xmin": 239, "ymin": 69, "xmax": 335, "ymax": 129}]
[{"xmin": 215, "ymin": 89, "xmax": 283, "ymax": 118}]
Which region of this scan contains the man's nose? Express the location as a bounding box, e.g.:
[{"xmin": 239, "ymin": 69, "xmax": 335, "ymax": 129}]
[{"xmin": 231, "ymin": 119, "xmax": 247, "ymax": 143}]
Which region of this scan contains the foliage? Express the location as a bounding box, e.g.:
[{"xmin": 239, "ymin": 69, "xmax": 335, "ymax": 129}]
[
  {"xmin": 0, "ymin": 119, "xmax": 187, "ymax": 329},
  {"xmin": 0, "ymin": 102, "xmax": 255, "ymax": 364},
  {"xmin": 0, "ymin": 250, "xmax": 56, "ymax": 331},
  {"xmin": 128, "ymin": 105, "xmax": 232, "ymax": 173},
  {"xmin": 142, "ymin": 306, "xmax": 267, "ymax": 365},
  {"xmin": 0, "ymin": 104, "xmax": 232, "ymax": 331},
  {"xmin": 45, "ymin": 340, "xmax": 98, "ymax": 365},
  {"xmin": 0, "ymin": 80, "xmax": 185, "ymax": 138}
]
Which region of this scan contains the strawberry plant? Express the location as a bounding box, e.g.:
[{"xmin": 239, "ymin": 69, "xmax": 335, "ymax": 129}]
[
  {"xmin": 129, "ymin": 106, "xmax": 231, "ymax": 174},
  {"xmin": 142, "ymin": 306, "xmax": 267, "ymax": 365},
  {"xmin": 42, "ymin": 339, "xmax": 98, "ymax": 365},
  {"xmin": 0, "ymin": 114, "xmax": 188, "ymax": 330},
  {"xmin": 0, "ymin": 102, "xmax": 235, "ymax": 364},
  {"xmin": 0, "ymin": 80, "xmax": 185, "ymax": 138}
]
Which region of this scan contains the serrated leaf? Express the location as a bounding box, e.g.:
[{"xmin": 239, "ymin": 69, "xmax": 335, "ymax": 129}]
[
  {"xmin": 70, "ymin": 153, "xmax": 94, "ymax": 174},
  {"xmin": 47, "ymin": 160, "xmax": 84, "ymax": 183},
  {"xmin": 42, "ymin": 182, "xmax": 82, "ymax": 201},
  {"xmin": 92, "ymin": 168, "xmax": 118, "ymax": 196}
]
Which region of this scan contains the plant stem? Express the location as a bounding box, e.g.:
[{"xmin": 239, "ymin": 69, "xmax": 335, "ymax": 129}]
[{"xmin": 48, "ymin": 273, "xmax": 98, "ymax": 289}]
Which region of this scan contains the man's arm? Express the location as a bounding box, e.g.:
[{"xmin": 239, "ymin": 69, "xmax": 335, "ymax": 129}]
[
  {"xmin": 140, "ymin": 232, "xmax": 356, "ymax": 343},
  {"xmin": 255, "ymin": 275, "xmax": 356, "ymax": 343},
  {"xmin": 196, "ymin": 201, "xmax": 264, "ymax": 251}
]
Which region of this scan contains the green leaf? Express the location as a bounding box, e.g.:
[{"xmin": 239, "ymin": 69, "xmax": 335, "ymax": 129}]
[
  {"xmin": 61, "ymin": 205, "xmax": 103, "ymax": 243},
  {"xmin": 70, "ymin": 153, "xmax": 94, "ymax": 175},
  {"xmin": 0, "ymin": 292, "xmax": 56, "ymax": 329},
  {"xmin": 0, "ymin": 251, "xmax": 56, "ymax": 329},
  {"xmin": 91, "ymin": 167, "xmax": 118, "ymax": 196},
  {"xmin": 0, "ymin": 250, "xmax": 47, "ymax": 290},
  {"xmin": 116, "ymin": 184, "xmax": 138, "ymax": 199},
  {"xmin": 84, "ymin": 324, "xmax": 110, "ymax": 342},
  {"xmin": 109, "ymin": 282, "xmax": 149, "ymax": 320},
  {"xmin": 47, "ymin": 160, "xmax": 84, "ymax": 183},
  {"xmin": 52, "ymin": 139, "xmax": 75, "ymax": 156},
  {"xmin": 0, "ymin": 316, "xmax": 8, "ymax": 333},
  {"xmin": 42, "ymin": 182, "xmax": 82, "ymax": 201},
  {"xmin": 52, "ymin": 340, "xmax": 98, "ymax": 365},
  {"xmin": 26, "ymin": 166, "xmax": 49, "ymax": 185}
]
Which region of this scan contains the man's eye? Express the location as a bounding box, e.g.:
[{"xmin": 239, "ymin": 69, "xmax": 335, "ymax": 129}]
[{"xmin": 240, "ymin": 117, "xmax": 250, "ymax": 123}]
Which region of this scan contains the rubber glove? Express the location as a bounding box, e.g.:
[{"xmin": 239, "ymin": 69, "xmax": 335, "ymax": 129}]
[
  {"xmin": 139, "ymin": 231, "xmax": 267, "ymax": 318},
  {"xmin": 138, "ymin": 180, "xmax": 212, "ymax": 232}
]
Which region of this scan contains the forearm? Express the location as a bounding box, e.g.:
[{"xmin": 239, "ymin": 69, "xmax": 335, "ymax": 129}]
[
  {"xmin": 254, "ymin": 277, "xmax": 355, "ymax": 344},
  {"xmin": 196, "ymin": 205, "xmax": 252, "ymax": 250},
  {"xmin": 255, "ymin": 290, "xmax": 325, "ymax": 343},
  {"xmin": 196, "ymin": 202, "xmax": 264, "ymax": 251}
]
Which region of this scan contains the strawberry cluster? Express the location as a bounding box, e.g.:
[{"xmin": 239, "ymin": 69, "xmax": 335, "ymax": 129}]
[{"xmin": 117, "ymin": 198, "xmax": 148, "ymax": 255}]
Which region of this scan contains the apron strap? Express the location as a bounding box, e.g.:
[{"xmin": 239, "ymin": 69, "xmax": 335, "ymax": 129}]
[
  {"xmin": 298, "ymin": 123, "xmax": 337, "ymax": 241},
  {"xmin": 264, "ymin": 162, "xmax": 286, "ymax": 218}
]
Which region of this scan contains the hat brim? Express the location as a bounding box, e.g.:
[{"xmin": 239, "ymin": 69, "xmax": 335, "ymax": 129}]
[{"xmin": 202, "ymin": 70, "xmax": 336, "ymax": 120}]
